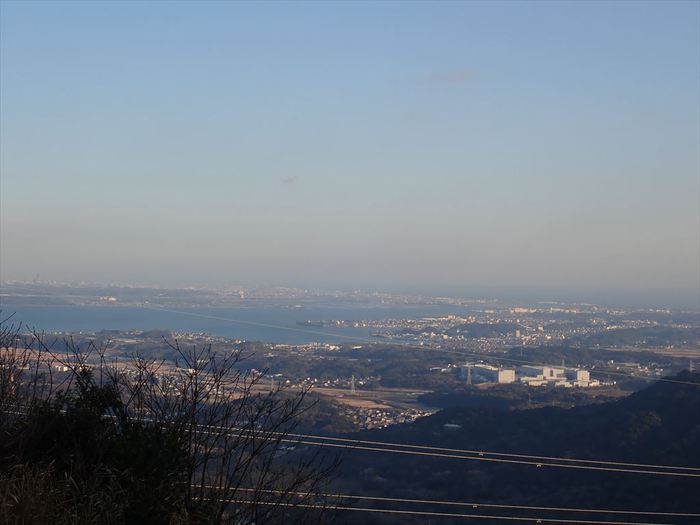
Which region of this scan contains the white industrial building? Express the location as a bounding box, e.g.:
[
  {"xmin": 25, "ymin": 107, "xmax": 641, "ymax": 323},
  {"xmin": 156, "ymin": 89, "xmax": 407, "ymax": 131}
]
[
  {"xmin": 517, "ymin": 365, "xmax": 599, "ymax": 387},
  {"xmin": 461, "ymin": 364, "xmax": 516, "ymax": 384},
  {"xmin": 459, "ymin": 363, "xmax": 599, "ymax": 387}
]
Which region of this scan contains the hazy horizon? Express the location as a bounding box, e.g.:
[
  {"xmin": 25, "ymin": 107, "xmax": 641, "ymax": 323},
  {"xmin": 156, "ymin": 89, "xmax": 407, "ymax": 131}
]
[
  {"xmin": 1, "ymin": 278, "xmax": 697, "ymax": 311},
  {"xmin": 1, "ymin": 1, "xmax": 699, "ymax": 310}
]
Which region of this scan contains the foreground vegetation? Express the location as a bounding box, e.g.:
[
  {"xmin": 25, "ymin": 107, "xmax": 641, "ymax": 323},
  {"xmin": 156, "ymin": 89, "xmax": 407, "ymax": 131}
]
[{"xmin": 0, "ymin": 319, "xmax": 335, "ymax": 524}]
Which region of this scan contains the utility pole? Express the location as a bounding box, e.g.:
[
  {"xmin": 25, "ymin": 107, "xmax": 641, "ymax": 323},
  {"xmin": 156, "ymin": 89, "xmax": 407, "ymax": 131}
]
[
  {"xmin": 467, "ymin": 365, "xmax": 472, "ymax": 386},
  {"xmin": 351, "ymin": 374, "xmax": 356, "ymax": 395}
]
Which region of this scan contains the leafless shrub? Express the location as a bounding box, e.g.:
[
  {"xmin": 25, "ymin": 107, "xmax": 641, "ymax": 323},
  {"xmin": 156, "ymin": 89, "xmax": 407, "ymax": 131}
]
[{"xmin": 0, "ymin": 317, "xmax": 338, "ymax": 524}]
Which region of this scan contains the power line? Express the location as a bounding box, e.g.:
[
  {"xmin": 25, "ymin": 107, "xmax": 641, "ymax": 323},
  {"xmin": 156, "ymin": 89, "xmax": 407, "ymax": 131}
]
[
  {"xmin": 198, "ymin": 486, "xmax": 700, "ymax": 519},
  {"xmin": 194, "ymin": 422, "xmax": 700, "ymax": 474},
  {"xmin": 193, "ymin": 426, "xmax": 700, "ymax": 478},
  {"xmin": 5, "ymin": 408, "xmax": 697, "ymax": 478},
  {"xmin": 6, "ymin": 344, "xmax": 699, "ymax": 477},
  {"xmin": 197, "ymin": 497, "xmax": 677, "ymax": 525},
  {"xmin": 269, "ymin": 429, "xmax": 700, "ymax": 473}
]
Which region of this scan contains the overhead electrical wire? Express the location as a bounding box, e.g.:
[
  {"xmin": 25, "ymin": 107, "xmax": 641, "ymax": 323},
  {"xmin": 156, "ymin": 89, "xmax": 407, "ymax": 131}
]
[
  {"xmin": 194, "ymin": 496, "xmax": 680, "ymax": 525},
  {"xmin": 195, "ymin": 423, "xmax": 700, "ymax": 474},
  {"xmin": 196, "ymin": 486, "xmax": 700, "ymax": 519},
  {"xmin": 192, "ymin": 426, "xmax": 700, "ymax": 478}
]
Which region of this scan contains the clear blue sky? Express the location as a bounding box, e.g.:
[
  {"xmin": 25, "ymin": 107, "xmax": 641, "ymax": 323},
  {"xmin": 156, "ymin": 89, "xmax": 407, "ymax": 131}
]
[{"xmin": 1, "ymin": 1, "xmax": 698, "ymax": 308}]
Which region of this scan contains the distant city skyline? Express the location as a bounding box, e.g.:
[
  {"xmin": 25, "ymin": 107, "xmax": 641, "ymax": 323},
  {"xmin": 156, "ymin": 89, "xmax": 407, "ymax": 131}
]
[{"xmin": 1, "ymin": 1, "xmax": 698, "ymax": 309}]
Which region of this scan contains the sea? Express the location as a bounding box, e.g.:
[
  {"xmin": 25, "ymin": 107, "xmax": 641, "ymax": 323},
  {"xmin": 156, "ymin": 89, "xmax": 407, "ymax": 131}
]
[{"xmin": 0, "ymin": 303, "xmax": 472, "ymax": 344}]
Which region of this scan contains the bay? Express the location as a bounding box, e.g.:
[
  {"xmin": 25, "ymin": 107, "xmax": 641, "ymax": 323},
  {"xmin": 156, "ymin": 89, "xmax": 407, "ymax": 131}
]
[{"xmin": 0, "ymin": 303, "xmax": 471, "ymax": 344}]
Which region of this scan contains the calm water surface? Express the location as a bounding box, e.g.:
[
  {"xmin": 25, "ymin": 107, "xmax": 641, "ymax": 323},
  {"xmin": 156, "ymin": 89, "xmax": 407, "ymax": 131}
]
[{"xmin": 1, "ymin": 303, "xmax": 471, "ymax": 344}]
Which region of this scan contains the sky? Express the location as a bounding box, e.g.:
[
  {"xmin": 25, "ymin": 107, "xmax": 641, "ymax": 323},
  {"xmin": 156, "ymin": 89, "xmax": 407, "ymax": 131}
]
[{"xmin": 1, "ymin": 0, "xmax": 699, "ymax": 308}]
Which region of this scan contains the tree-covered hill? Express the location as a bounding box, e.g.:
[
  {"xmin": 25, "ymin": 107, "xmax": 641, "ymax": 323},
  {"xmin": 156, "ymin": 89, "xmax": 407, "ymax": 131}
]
[{"xmin": 334, "ymin": 372, "xmax": 700, "ymax": 524}]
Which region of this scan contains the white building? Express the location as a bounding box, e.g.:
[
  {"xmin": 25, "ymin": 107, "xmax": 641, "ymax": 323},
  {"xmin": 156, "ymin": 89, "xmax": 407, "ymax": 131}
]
[
  {"xmin": 463, "ymin": 364, "xmax": 516, "ymax": 384},
  {"xmin": 518, "ymin": 366, "xmax": 599, "ymax": 387}
]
